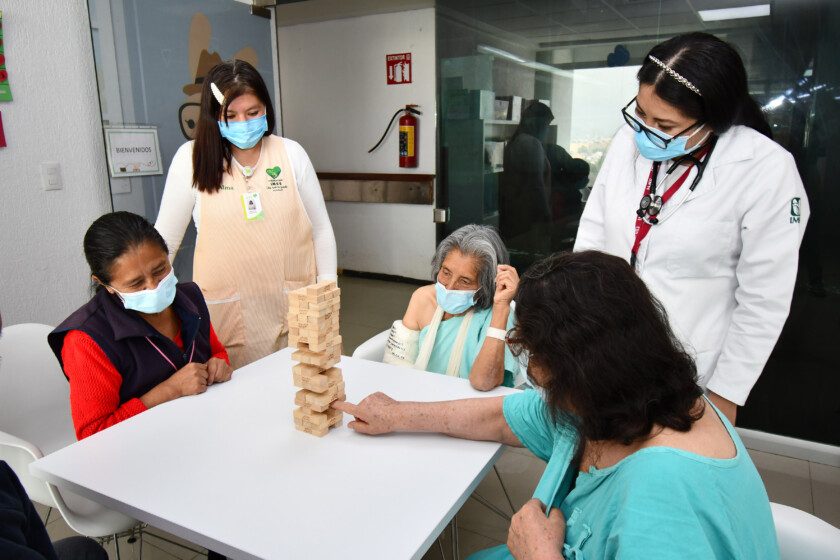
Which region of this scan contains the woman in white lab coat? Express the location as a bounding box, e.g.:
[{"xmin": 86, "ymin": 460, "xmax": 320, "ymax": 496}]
[{"xmin": 575, "ymin": 32, "xmax": 809, "ymax": 422}]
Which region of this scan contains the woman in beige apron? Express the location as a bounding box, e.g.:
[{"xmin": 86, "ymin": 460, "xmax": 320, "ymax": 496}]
[{"xmin": 155, "ymin": 60, "xmax": 337, "ymax": 369}]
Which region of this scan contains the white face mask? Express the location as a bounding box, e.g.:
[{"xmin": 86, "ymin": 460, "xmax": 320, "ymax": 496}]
[{"xmin": 110, "ymin": 268, "xmax": 178, "ymax": 314}]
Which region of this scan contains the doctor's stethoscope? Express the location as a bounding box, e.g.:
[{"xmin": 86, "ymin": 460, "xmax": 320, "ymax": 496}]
[{"xmin": 636, "ymin": 134, "xmax": 719, "ymax": 226}]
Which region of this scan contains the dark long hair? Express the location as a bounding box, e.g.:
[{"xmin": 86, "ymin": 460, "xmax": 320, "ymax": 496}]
[
  {"xmin": 508, "ymin": 251, "xmax": 703, "ymax": 447},
  {"xmin": 83, "ymin": 211, "xmax": 168, "ymax": 288},
  {"xmin": 192, "ymin": 59, "xmax": 275, "ymax": 192},
  {"xmin": 638, "ymin": 32, "xmax": 771, "ymax": 138}
]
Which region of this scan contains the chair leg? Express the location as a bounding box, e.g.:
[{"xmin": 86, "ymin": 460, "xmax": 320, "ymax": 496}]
[
  {"xmin": 450, "ymin": 515, "xmax": 460, "ymax": 560},
  {"xmin": 43, "ymin": 507, "xmax": 52, "ymax": 526},
  {"xmin": 494, "ymin": 464, "xmax": 516, "ymax": 514},
  {"xmin": 471, "ymin": 491, "xmax": 512, "ymax": 521},
  {"xmin": 113, "ymin": 533, "xmax": 121, "ymax": 560},
  {"xmin": 437, "ymin": 535, "xmax": 447, "ymax": 560}
]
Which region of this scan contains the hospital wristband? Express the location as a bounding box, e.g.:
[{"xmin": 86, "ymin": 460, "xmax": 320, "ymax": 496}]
[{"xmin": 485, "ymin": 327, "xmax": 507, "ymax": 341}]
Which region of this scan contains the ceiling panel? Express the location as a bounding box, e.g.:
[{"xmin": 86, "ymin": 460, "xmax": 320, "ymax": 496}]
[{"xmin": 438, "ymin": 0, "xmax": 772, "ymax": 49}]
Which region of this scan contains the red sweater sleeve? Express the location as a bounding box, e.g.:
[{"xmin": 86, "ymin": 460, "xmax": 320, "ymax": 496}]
[
  {"xmin": 209, "ymin": 323, "xmax": 230, "ymax": 365},
  {"xmin": 61, "ymin": 330, "xmax": 147, "ymax": 440}
]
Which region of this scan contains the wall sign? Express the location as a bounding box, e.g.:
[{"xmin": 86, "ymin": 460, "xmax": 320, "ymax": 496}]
[
  {"xmin": 0, "ymin": 11, "xmax": 12, "ymax": 102},
  {"xmin": 386, "ymin": 53, "xmax": 412, "ymax": 85},
  {"xmin": 104, "ymin": 126, "xmax": 163, "ymax": 177}
]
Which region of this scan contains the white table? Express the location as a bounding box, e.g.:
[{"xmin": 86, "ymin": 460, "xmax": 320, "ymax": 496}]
[{"xmin": 31, "ymin": 348, "xmax": 518, "ymax": 559}]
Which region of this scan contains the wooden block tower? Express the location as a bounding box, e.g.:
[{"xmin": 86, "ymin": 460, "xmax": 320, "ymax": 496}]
[{"xmin": 287, "ymin": 280, "xmax": 344, "ymax": 437}]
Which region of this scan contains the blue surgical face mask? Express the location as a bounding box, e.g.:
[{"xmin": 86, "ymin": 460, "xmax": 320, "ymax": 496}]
[
  {"xmin": 634, "ymin": 124, "xmax": 708, "ymax": 162},
  {"xmin": 218, "ymin": 114, "xmax": 268, "ymax": 150},
  {"xmin": 111, "ymin": 268, "xmax": 178, "ymax": 314},
  {"xmin": 435, "ymin": 281, "xmax": 476, "ymax": 315}
]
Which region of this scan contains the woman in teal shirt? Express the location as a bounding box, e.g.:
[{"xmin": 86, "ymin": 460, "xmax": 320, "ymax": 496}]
[
  {"xmin": 383, "ymin": 224, "xmax": 520, "ymax": 390},
  {"xmin": 335, "ymin": 251, "xmax": 778, "ymax": 559}
]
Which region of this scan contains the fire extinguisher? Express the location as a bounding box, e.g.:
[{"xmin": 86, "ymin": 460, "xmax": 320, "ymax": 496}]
[{"xmin": 368, "ymin": 105, "xmax": 422, "ymax": 168}]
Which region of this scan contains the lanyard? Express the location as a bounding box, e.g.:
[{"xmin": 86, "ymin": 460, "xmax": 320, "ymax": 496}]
[
  {"xmin": 630, "ymin": 142, "xmax": 713, "ymax": 268},
  {"xmin": 146, "ymin": 336, "xmax": 195, "ymax": 372}
]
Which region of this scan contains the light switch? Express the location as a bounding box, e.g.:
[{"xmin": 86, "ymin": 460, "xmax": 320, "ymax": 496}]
[
  {"xmin": 40, "ymin": 162, "xmax": 63, "ymax": 191},
  {"xmin": 111, "ymin": 178, "xmax": 131, "ymax": 194}
]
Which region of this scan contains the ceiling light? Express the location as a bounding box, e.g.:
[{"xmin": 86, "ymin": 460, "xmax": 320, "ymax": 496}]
[
  {"xmin": 698, "ymin": 4, "xmax": 770, "ymax": 22},
  {"xmin": 764, "ymin": 95, "xmax": 785, "ymax": 110},
  {"xmin": 476, "ymin": 45, "xmax": 578, "ymax": 79}
]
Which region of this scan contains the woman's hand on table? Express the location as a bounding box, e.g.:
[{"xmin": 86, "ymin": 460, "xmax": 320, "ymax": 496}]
[
  {"xmin": 331, "ymin": 392, "xmax": 399, "ymax": 435},
  {"xmin": 508, "ymin": 499, "xmax": 565, "ymax": 560},
  {"xmin": 206, "ymin": 357, "xmax": 233, "ymax": 385}
]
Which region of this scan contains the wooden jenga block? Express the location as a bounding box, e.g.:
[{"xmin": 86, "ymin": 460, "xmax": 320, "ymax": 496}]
[
  {"xmin": 288, "ymin": 331, "xmax": 340, "ymax": 352},
  {"xmin": 292, "ymin": 343, "xmax": 341, "ymax": 369},
  {"xmin": 288, "ymin": 295, "xmax": 340, "ymax": 314},
  {"xmin": 305, "ymin": 280, "xmax": 337, "ymax": 298},
  {"xmin": 303, "ymin": 334, "xmax": 340, "ymax": 353},
  {"xmin": 294, "ymin": 382, "xmax": 345, "ymax": 412},
  {"xmin": 289, "ymin": 324, "xmax": 338, "ymax": 340},
  {"xmin": 294, "ymin": 301, "xmax": 340, "ymax": 320},
  {"xmin": 326, "ymin": 406, "xmax": 343, "ymax": 427},
  {"xmin": 287, "ymin": 291, "xmax": 306, "ymax": 309},
  {"xmin": 292, "ymin": 365, "xmax": 343, "ymax": 393},
  {"xmin": 312, "ymin": 287, "xmax": 340, "ymax": 304},
  {"xmin": 293, "ymin": 311, "xmax": 340, "ymax": 331},
  {"xmin": 293, "ymin": 407, "xmax": 329, "ymax": 437}
]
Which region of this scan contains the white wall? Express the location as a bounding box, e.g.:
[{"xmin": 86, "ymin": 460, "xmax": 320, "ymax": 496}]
[
  {"xmin": 274, "ymin": 0, "xmax": 434, "ymax": 26},
  {"xmin": 277, "ymin": 8, "xmax": 436, "ymax": 280},
  {"xmin": 0, "ymin": 2, "xmax": 111, "ymax": 326}
]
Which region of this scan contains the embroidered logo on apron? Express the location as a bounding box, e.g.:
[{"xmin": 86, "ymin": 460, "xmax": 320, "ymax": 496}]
[{"xmin": 266, "ymin": 165, "xmax": 287, "ymax": 191}]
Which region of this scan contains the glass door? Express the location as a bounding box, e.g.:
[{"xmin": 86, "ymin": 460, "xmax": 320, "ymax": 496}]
[{"xmin": 436, "ymin": 0, "xmax": 840, "ymax": 447}]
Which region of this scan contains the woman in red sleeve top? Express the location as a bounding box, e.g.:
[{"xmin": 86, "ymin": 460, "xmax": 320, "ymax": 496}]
[{"xmin": 48, "ymin": 211, "xmax": 232, "ymax": 440}]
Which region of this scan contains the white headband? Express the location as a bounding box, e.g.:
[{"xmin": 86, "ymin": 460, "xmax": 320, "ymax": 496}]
[
  {"xmin": 648, "ymin": 55, "xmax": 702, "ymax": 97},
  {"xmin": 210, "ymin": 82, "xmax": 226, "ymax": 106}
]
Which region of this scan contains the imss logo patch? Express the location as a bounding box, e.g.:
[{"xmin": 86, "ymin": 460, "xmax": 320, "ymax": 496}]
[{"xmin": 790, "ymin": 197, "xmax": 801, "ymax": 223}]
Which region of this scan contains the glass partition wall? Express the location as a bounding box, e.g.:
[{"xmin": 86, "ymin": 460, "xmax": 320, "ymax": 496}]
[{"xmin": 436, "ymin": 0, "xmax": 840, "ymax": 447}]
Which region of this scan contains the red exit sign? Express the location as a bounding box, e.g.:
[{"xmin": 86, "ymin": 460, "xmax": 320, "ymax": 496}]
[{"xmin": 386, "ymin": 53, "xmax": 412, "ymax": 85}]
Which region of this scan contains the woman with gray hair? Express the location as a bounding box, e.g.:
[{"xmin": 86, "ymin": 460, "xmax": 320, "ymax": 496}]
[{"xmin": 383, "ymin": 225, "xmax": 520, "ymax": 390}]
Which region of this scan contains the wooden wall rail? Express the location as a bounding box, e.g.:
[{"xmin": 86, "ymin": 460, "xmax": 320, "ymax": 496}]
[{"xmin": 316, "ymin": 172, "xmax": 435, "ymax": 204}]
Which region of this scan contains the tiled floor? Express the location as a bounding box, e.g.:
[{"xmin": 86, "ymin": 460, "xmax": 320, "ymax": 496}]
[{"xmin": 32, "ymin": 275, "xmax": 840, "ymax": 559}]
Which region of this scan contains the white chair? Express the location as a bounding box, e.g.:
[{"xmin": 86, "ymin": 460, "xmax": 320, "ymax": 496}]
[
  {"xmin": 351, "ymin": 329, "xmax": 390, "ymax": 361},
  {"xmin": 0, "ymin": 323, "xmax": 138, "ymax": 540},
  {"xmin": 771, "ymin": 502, "xmax": 840, "ymax": 559}
]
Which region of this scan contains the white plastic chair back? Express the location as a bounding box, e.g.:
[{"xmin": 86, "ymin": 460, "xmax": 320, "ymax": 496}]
[
  {"xmin": 0, "ymin": 323, "xmax": 136, "ymax": 536},
  {"xmin": 351, "ymin": 329, "xmax": 390, "ymax": 362},
  {"xmin": 0, "ymin": 323, "xmax": 74, "ymax": 504},
  {"xmin": 771, "ymin": 502, "xmax": 840, "ymax": 559}
]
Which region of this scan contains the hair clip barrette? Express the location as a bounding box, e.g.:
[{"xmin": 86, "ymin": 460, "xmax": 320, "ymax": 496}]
[{"xmin": 210, "ymin": 82, "xmax": 226, "ymax": 106}]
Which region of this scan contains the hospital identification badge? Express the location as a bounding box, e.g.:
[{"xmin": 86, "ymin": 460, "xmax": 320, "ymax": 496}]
[
  {"xmin": 241, "ymin": 192, "xmax": 264, "ymax": 221},
  {"xmin": 265, "ymin": 165, "xmax": 287, "ymax": 192}
]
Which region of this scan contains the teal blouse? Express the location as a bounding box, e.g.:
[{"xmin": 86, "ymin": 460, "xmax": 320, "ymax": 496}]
[
  {"xmin": 469, "ymin": 390, "xmax": 779, "ymax": 560},
  {"xmin": 417, "ymin": 306, "xmax": 518, "ymax": 388}
]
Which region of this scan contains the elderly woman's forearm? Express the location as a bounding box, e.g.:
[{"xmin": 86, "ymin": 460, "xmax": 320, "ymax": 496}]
[
  {"xmin": 469, "ymin": 305, "xmax": 512, "ymax": 390},
  {"xmin": 391, "ymin": 397, "xmax": 521, "ymax": 445},
  {"xmin": 469, "ymin": 352, "xmax": 506, "ymax": 391}
]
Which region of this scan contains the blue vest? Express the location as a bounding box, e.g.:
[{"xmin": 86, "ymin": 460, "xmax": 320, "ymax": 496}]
[{"xmin": 48, "ymin": 282, "xmax": 213, "ymax": 404}]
